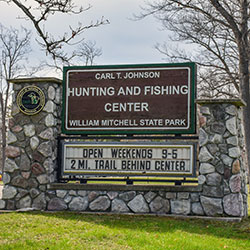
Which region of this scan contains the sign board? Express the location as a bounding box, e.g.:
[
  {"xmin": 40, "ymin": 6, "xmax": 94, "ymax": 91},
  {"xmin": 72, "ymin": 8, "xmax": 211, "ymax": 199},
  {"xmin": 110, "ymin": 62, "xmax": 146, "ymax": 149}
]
[
  {"xmin": 60, "ymin": 142, "xmax": 196, "ymax": 178},
  {"xmin": 62, "ymin": 63, "xmax": 196, "ymax": 135}
]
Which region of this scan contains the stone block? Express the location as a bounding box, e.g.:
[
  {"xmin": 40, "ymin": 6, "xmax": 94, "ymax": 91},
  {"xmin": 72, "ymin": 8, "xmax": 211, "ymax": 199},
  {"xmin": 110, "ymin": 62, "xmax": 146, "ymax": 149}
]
[
  {"xmin": 166, "ymin": 192, "xmax": 176, "ymax": 199},
  {"xmin": 55, "ymin": 87, "xmax": 61, "ymax": 104},
  {"xmin": 78, "ymin": 191, "xmax": 87, "ymax": 197},
  {"xmin": 200, "ymin": 163, "xmax": 215, "ymax": 174},
  {"xmin": 219, "ymin": 144, "xmax": 228, "ymax": 154},
  {"xmin": 2, "ymin": 173, "xmax": 10, "ymax": 184},
  {"xmin": 21, "ymin": 172, "xmax": 31, "ymax": 179},
  {"xmin": 199, "ymin": 147, "xmax": 214, "ymax": 162},
  {"xmin": 199, "ymin": 128, "xmax": 208, "ymax": 146},
  {"xmin": 232, "ymin": 160, "xmax": 241, "ymax": 174},
  {"xmin": 226, "ymin": 117, "xmax": 237, "ymax": 135},
  {"xmin": 224, "ymin": 168, "xmax": 231, "ymax": 180},
  {"xmin": 211, "ymin": 122, "xmax": 226, "ymax": 134},
  {"xmin": 17, "ymin": 195, "xmax": 32, "ymax": 209},
  {"xmin": 202, "ymin": 185, "xmax": 223, "ymax": 198},
  {"xmin": 200, "ymin": 106, "xmax": 210, "ymax": 115},
  {"xmin": 221, "ymin": 154, "xmax": 233, "ymax": 167},
  {"xmin": 32, "ymin": 151, "xmax": 45, "ymax": 163},
  {"xmin": 39, "ymin": 128, "xmax": 54, "ymax": 140},
  {"xmin": 215, "ymin": 161, "xmax": 224, "ymax": 175},
  {"xmin": 210, "ymin": 134, "xmax": 223, "ymax": 144},
  {"xmin": 200, "ymin": 196, "xmax": 223, "ymax": 216},
  {"xmin": 5, "ymin": 146, "xmax": 20, "ymax": 158},
  {"xmin": 28, "ymin": 178, "xmax": 39, "ymax": 188},
  {"xmin": 191, "ymin": 202, "xmax": 204, "ymax": 215},
  {"xmin": 48, "ymin": 86, "xmax": 56, "ymax": 100},
  {"xmin": 11, "ymin": 125, "xmax": 23, "ymax": 133},
  {"xmin": 37, "ymin": 141, "xmax": 52, "ymax": 157},
  {"xmin": 88, "ymin": 191, "xmax": 100, "ymax": 202},
  {"xmin": 44, "ymin": 100, "xmax": 55, "ymax": 113},
  {"xmin": 24, "ymin": 124, "xmax": 36, "ymax": 137},
  {"xmin": 206, "ymin": 173, "xmax": 222, "ymax": 186},
  {"xmin": 69, "ymin": 190, "xmax": 77, "ymax": 196},
  {"xmin": 177, "ymin": 192, "xmax": 189, "ymax": 199},
  {"xmin": 144, "ymin": 191, "xmax": 157, "ymax": 203},
  {"xmin": 225, "ymin": 105, "xmax": 237, "ymax": 116},
  {"xmin": 5, "ymin": 158, "xmax": 18, "ymax": 173},
  {"xmin": 30, "ymin": 188, "xmax": 40, "ymax": 199},
  {"xmin": 16, "ymin": 188, "xmax": 29, "ymax": 200},
  {"xmin": 199, "ymin": 115, "xmax": 207, "ymax": 127},
  {"xmin": 128, "ymin": 195, "xmax": 149, "ymax": 213},
  {"xmin": 171, "ymin": 200, "xmax": 190, "ymax": 215},
  {"xmin": 211, "ymin": 105, "xmax": 225, "ymax": 121},
  {"xmin": 6, "ymin": 200, "xmax": 15, "ymax": 210},
  {"xmin": 31, "ymin": 163, "xmax": 45, "ymax": 175},
  {"xmin": 198, "ymin": 175, "xmax": 206, "ymax": 185},
  {"xmin": 30, "ymin": 136, "xmax": 39, "ymax": 150},
  {"xmin": 226, "ymin": 136, "xmax": 238, "ymax": 146},
  {"xmin": 112, "ymin": 199, "xmax": 130, "ymax": 213},
  {"xmin": 223, "ymin": 193, "xmax": 243, "ymax": 217},
  {"xmin": 11, "ymin": 176, "xmax": 29, "ymax": 189},
  {"xmin": 64, "ymin": 195, "xmax": 72, "ymax": 204},
  {"xmin": 119, "ymin": 191, "xmax": 136, "ymax": 202},
  {"xmin": 89, "ymin": 196, "xmax": 110, "ymax": 211},
  {"xmin": 7, "ymin": 131, "xmax": 17, "ymax": 144},
  {"xmin": 37, "ymin": 174, "xmax": 49, "ymax": 185},
  {"xmin": 20, "ymin": 153, "xmax": 31, "ymax": 171},
  {"xmin": 107, "ymin": 191, "xmax": 118, "ymax": 200},
  {"xmin": 190, "ymin": 193, "xmax": 200, "ymax": 202},
  {"xmin": 69, "ymin": 197, "xmax": 88, "ymax": 211},
  {"xmin": 2, "ymin": 185, "xmax": 17, "ymax": 199},
  {"xmin": 206, "ymin": 144, "xmax": 219, "ymax": 155},
  {"xmin": 229, "ymin": 174, "xmax": 241, "ymax": 193},
  {"xmin": 48, "ymin": 197, "xmax": 67, "ymax": 211},
  {"xmin": 150, "ymin": 196, "xmax": 170, "ymax": 214},
  {"xmin": 30, "ymin": 113, "xmax": 46, "ymax": 124},
  {"xmin": 45, "ymin": 114, "xmax": 55, "ymax": 127},
  {"xmin": 56, "ymin": 190, "xmax": 68, "ymax": 199},
  {"xmin": 43, "ymin": 158, "xmax": 54, "ymax": 173},
  {"xmin": 0, "ymin": 200, "xmax": 6, "ymax": 209},
  {"xmin": 228, "ymin": 147, "xmax": 241, "ymax": 158}
]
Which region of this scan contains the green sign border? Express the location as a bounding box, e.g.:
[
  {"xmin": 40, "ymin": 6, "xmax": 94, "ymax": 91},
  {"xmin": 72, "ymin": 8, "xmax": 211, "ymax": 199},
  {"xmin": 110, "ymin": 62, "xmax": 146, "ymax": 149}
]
[{"xmin": 62, "ymin": 62, "xmax": 196, "ymax": 135}]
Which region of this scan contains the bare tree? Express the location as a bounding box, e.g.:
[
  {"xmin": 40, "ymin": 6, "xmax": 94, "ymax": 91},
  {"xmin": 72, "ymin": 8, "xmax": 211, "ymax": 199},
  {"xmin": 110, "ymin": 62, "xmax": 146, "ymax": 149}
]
[
  {"xmin": 0, "ymin": 0, "xmax": 108, "ymax": 64},
  {"xmin": 76, "ymin": 40, "xmax": 102, "ymax": 66},
  {"xmin": 138, "ymin": 0, "xmax": 250, "ymax": 169},
  {"xmin": 0, "ymin": 24, "xmax": 32, "ymax": 171}
]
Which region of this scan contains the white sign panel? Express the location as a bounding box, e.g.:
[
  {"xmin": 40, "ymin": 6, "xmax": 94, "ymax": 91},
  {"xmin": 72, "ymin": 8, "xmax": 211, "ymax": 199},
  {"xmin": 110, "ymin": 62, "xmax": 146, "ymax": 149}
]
[{"xmin": 61, "ymin": 142, "xmax": 196, "ymax": 177}]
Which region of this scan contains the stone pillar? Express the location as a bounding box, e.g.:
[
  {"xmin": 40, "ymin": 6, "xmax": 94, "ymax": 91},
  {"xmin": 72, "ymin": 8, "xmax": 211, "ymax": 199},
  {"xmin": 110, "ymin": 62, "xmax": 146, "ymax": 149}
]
[
  {"xmin": 0, "ymin": 78, "xmax": 62, "ymax": 210},
  {"xmin": 197, "ymin": 99, "xmax": 248, "ymax": 217}
]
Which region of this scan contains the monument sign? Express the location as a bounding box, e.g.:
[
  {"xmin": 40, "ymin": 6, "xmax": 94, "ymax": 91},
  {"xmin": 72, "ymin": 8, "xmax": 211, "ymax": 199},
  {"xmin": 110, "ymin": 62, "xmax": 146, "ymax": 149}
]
[{"xmin": 62, "ymin": 63, "xmax": 196, "ymax": 134}]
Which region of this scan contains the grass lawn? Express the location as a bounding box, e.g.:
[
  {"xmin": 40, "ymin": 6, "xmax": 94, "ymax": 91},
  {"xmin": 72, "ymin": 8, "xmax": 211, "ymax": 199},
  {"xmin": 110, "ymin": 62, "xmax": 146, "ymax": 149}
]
[
  {"xmin": 0, "ymin": 211, "xmax": 250, "ymax": 250},
  {"xmin": 0, "ymin": 186, "xmax": 249, "ymax": 250}
]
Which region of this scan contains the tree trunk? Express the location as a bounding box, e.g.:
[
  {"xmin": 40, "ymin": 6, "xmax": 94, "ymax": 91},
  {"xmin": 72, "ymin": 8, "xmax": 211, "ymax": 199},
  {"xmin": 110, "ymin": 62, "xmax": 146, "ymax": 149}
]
[
  {"xmin": 1, "ymin": 121, "xmax": 6, "ymax": 172},
  {"xmin": 0, "ymin": 93, "xmax": 6, "ymax": 172},
  {"xmin": 239, "ymin": 46, "xmax": 250, "ymax": 181}
]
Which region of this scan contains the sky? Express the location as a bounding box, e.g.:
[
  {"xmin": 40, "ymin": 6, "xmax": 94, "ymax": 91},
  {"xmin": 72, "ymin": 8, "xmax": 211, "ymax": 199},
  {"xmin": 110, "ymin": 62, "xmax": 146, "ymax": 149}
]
[{"xmin": 0, "ymin": 0, "xmax": 170, "ymax": 77}]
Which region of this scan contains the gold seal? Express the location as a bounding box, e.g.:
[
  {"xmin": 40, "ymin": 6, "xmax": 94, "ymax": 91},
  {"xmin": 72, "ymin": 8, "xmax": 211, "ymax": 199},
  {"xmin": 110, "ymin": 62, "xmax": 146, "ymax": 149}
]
[{"xmin": 17, "ymin": 86, "xmax": 45, "ymax": 115}]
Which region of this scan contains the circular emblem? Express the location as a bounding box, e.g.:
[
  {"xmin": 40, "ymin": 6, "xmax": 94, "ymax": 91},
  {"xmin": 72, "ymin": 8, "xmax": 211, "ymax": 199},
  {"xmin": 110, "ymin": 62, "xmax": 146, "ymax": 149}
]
[{"xmin": 17, "ymin": 86, "xmax": 45, "ymax": 115}]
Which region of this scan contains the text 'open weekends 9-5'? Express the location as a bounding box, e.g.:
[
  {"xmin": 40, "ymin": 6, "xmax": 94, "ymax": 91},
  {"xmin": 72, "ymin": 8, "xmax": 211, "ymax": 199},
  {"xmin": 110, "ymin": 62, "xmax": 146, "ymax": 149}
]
[
  {"xmin": 61, "ymin": 142, "xmax": 197, "ymax": 178},
  {"xmin": 62, "ymin": 63, "xmax": 196, "ymax": 135}
]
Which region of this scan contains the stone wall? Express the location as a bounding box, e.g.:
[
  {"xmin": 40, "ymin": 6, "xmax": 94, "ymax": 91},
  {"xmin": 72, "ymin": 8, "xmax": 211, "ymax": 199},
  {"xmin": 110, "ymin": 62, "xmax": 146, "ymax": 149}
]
[
  {"xmin": 47, "ymin": 184, "xmax": 201, "ymax": 215},
  {"xmin": 0, "ymin": 79, "xmax": 248, "ymax": 218},
  {"xmin": 0, "ymin": 78, "xmax": 62, "ymax": 210},
  {"xmin": 197, "ymin": 99, "xmax": 248, "ymax": 217}
]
